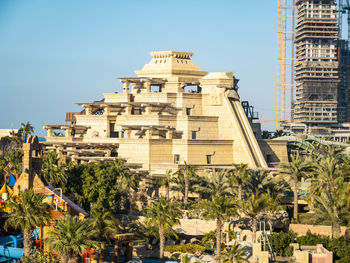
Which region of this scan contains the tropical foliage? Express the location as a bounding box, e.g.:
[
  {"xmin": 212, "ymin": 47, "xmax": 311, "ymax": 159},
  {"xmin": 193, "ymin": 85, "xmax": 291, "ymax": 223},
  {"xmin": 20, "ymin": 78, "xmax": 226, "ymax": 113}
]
[
  {"xmin": 42, "ymin": 151, "xmax": 67, "ymax": 186},
  {"xmin": 278, "ymin": 154, "xmax": 311, "ymax": 222},
  {"xmin": 201, "ymin": 195, "xmax": 237, "ymax": 255},
  {"xmin": 216, "ymin": 242, "xmax": 249, "ymax": 263},
  {"xmin": 145, "ymin": 197, "xmax": 182, "ymax": 261},
  {"xmin": 5, "ymin": 190, "xmax": 52, "ymax": 257},
  {"xmin": 45, "ymin": 216, "xmax": 98, "ymax": 263}
]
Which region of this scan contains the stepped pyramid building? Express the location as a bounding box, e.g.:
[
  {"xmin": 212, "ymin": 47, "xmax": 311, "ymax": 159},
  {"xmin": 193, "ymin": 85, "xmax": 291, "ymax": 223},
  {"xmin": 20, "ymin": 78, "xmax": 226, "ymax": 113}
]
[{"xmin": 44, "ymin": 51, "xmax": 283, "ymax": 176}]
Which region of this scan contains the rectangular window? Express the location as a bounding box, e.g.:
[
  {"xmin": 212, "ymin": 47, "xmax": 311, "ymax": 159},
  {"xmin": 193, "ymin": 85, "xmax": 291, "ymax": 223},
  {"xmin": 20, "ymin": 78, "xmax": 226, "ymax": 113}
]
[
  {"xmin": 174, "ymin": 154, "xmax": 180, "ymax": 164},
  {"xmin": 206, "ymin": 155, "xmax": 212, "ymax": 164},
  {"xmin": 191, "ymin": 131, "xmax": 197, "ymax": 140},
  {"xmin": 186, "ymin": 108, "xmax": 191, "ymax": 116}
]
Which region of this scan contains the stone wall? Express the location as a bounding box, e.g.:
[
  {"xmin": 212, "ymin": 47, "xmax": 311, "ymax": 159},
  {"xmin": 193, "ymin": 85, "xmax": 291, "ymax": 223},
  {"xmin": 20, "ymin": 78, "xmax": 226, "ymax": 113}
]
[{"xmin": 289, "ymin": 224, "xmax": 347, "ymax": 237}]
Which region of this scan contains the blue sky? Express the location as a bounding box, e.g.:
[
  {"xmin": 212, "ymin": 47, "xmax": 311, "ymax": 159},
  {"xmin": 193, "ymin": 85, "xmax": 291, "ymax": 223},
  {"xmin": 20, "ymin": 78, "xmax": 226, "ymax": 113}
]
[{"xmin": 0, "ymin": 0, "xmax": 278, "ymax": 135}]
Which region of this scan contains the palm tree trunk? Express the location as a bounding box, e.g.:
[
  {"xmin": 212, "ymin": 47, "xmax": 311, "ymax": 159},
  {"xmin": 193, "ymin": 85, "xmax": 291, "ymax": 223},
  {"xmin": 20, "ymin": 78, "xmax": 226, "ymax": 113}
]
[
  {"xmin": 216, "ymin": 219, "xmax": 222, "ymax": 255},
  {"xmin": 166, "ymin": 184, "xmax": 170, "ymax": 200},
  {"xmin": 252, "ymin": 217, "xmax": 257, "ymax": 243},
  {"xmin": 159, "ymin": 226, "xmax": 165, "ymax": 262},
  {"xmin": 332, "ymin": 220, "xmax": 341, "ymax": 239},
  {"xmin": 184, "ymin": 173, "xmax": 189, "ymax": 207},
  {"xmin": 293, "ymin": 187, "xmax": 299, "ymax": 222},
  {"xmin": 238, "ymin": 184, "xmax": 242, "ymax": 201},
  {"xmin": 23, "ymin": 229, "xmax": 32, "ymax": 257}
]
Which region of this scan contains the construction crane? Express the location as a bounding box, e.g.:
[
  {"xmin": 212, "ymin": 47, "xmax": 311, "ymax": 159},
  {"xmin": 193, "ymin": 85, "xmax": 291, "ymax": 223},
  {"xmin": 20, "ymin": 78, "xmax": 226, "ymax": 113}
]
[{"xmin": 276, "ymin": 0, "xmax": 295, "ymax": 130}]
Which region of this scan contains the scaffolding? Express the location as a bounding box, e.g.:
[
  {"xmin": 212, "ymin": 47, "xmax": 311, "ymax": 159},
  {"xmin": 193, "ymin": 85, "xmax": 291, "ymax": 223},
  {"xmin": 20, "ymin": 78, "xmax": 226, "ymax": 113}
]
[{"xmin": 277, "ymin": 0, "xmax": 296, "ymax": 129}]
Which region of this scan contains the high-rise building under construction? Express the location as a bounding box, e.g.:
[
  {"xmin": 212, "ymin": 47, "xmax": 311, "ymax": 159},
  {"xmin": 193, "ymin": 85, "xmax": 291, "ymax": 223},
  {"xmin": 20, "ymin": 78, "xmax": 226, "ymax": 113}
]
[{"xmin": 294, "ymin": 0, "xmax": 341, "ymax": 125}]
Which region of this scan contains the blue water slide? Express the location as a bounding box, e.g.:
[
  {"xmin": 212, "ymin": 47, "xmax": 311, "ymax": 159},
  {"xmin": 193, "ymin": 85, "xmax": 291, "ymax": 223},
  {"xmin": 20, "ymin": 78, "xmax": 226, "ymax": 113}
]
[{"xmin": 0, "ymin": 228, "xmax": 39, "ymax": 262}]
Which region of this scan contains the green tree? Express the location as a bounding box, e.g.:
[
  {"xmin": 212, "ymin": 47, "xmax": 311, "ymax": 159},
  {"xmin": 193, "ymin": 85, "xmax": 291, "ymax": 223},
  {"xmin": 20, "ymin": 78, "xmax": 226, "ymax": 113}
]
[
  {"xmin": 42, "ymin": 151, "xmax": 67, "ymax": 186},
  {"xmin": 264, "ymin": 190, "xmax": 285, "ymax": 233},
  {"xmin": 45, "ymin": 216, "xmax": 97, "ymax": 263},
  {"xmin": 216, "ymin": 242, "xmax": 249, "ymax": 263},
  {"xmin": 20, "ymin": 248, "xmax": 59, "ymax": 263},
  {"xmin": 261, "ymin": 130, "xmax": 272, "ymax": 139},
  {"xmin": 81, "ymin": 161, "xmax": 131, "ymax": 213},
  {"xmin": 278, "ymin": 154, "xmax": 311, "ymax": 222},
  {"xmin": 20, "ymin": 121, "xmax": 34, "ymax": 142},
  {"xmin": 272, "ymin": 130, "xmax": 287, "ymax": 138},
  {"xmin": 228, "ymin": 164, "xmax": 250, "ymax": 200},
  {"xmin": 193, "ymin": 168, "xmax": 231, "ymax": 199},
  {"xmin": 145, "ymin": 197, "xmax": 182, "ymax": 262},
  {"xmin": 180, "ymin": 162, "xmax": 197, "ymax": 207},
  {"xmin": 5, "ymin": 190, "xmax": 52, "ymax": 257},
  {"xmin": 0, "ymin": 148, "xmax": 23, "ymax": 182},
  {"xmin": 89, "ymin": 208, "xmax": 119, "ymax": 243},
  {"xmin": 239, "ymin": 193, "xmax": 270, "ymax": 242},
  {"xmin": 156, "ymin": 170, "xmax": 172, "ymax": 199},
  {"xmin": 201, "ymin": 196, "xmax": 238, "ymax": 255},
  {"xmin": 308, "ymin": 156, "xmax": 348, "ymax": 238}
]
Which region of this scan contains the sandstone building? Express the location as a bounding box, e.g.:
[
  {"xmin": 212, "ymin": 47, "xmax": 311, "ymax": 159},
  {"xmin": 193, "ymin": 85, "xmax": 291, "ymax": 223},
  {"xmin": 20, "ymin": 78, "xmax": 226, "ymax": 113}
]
[{"xmin": 44, "ymin": 51, "xmax": 270, "ymax": 175}]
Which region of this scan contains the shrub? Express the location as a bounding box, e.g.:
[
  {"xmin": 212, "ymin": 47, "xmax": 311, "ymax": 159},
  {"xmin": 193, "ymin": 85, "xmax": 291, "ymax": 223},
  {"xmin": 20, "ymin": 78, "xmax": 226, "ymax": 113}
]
[
  {"xmin": 296, "ymin": 230, "xmax": 330, "ymax": 247},
  {"xmin": 271, "ymin": 232, "xmax": 296, "ymax": 257},
  {"xmin": 165, "ymin": 244, "xmax": 206, "ymax": 254},
  {"xmin": 20, "ymin": 248, "xmax": 59, "ymax": 263},
  {"xmin": 201, "ymin": 230, "xmax": 216, "ymax": 247}
]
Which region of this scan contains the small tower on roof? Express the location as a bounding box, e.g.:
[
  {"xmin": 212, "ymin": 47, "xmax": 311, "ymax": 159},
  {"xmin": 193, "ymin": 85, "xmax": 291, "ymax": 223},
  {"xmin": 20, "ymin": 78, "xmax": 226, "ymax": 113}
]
[{"xmin": 135, "ymin": 51, "xmax": 207, "ymax": 93}]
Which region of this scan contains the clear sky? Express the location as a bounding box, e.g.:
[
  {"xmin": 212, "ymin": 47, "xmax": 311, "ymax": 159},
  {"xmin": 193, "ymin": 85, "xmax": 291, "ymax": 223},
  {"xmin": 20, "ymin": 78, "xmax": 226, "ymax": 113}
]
[{"xmin": 0, "ymin": 0, "xmax": 278, "ymax": 136}]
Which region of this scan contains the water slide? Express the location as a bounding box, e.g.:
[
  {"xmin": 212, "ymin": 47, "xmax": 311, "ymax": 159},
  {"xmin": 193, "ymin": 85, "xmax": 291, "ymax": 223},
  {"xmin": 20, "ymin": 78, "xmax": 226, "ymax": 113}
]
[
  {"xmin": 0, "ymin": 234, "xmax": 24, "ymax": 262},
  {"xmin": 0, "ymin": 229, "xmax": 40, "ymax": 262}
]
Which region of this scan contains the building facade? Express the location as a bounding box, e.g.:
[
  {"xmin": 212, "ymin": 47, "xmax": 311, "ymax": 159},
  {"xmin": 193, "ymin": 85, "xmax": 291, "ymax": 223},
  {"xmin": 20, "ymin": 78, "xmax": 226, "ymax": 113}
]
[
  {"xmin": 294, "ymin": 0, "xmax": 340, "ymax": 125},
  {"xmin": 44, "ymin": 51, "xmax": 268, "ymax": 175}
]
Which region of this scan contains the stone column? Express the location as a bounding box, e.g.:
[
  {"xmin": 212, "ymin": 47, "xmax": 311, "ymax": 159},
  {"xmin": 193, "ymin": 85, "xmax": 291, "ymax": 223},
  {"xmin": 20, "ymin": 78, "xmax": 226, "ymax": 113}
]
[
  {"xmin": 86, "ymin": 106, "xmax": 93, "ymax": 115},
  {"xmin": 47, "ymin": 128, "xmax": 54, "ymax": 137},
  {"xmin": 66, "ymin": 128, "xmax": 73, "ymax": 138},
  {"xmin": 125, "ymin": 105, "xmax": 132, "ymax": 115},
  {"xmin": 123, "ymin": 81, "xmax": 130, "ymax": 94},
  {"xmin": 146, "ymin": 129, "xmax": 153, "ymax": 139},
  {"xmin": 145, "ymin": 106, "xmax": 153, "ymax": 115},
  {"xmin": 125, "ymin": 130, "xmax": 132, "ymax": 139},
  {"xmin": 104, "ymin": 106, "xmax": 110, "ymax": 116},
  {"xmin": 166, "ymin": 130, "xmax": 173, "ymax": 139},
  {"xmin": 144, "ymin": 81, "xmax": 151, "ymax": 93}
]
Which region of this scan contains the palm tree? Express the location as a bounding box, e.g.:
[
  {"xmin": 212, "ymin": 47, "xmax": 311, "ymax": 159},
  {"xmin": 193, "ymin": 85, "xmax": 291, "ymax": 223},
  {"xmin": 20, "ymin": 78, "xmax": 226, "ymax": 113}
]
[
  {"xmin": 20, "ymin": 121, "xmax": 34, "ymax": 142},
  {"xmin": 228, "ymin": 164, "xmax": 250, "ymax": 201},
  {"xmin": 278, "ymin": 154, "xmax": 311, "ymax": 222},
  {"xmin": 89, "ymin": 209, "xmax": 119, "ymax": 243},
  {"xmin": 5, "ymin": 189, "xmax": 52, "ymax": 257},
  {"xmin": 264, "ymin": 190, "xmax": 285, "ymax": 233},
  {"xmin": 245, "ymin": 169, "xmax": 270, "ymax": 197},
  {"xmin": 156, "ymin": 170, "xmax": 172, "ymax": 199},
  {"xmin": 45, "ymin": 216, "xmax": 97, "ymax": 263},
  {"xmin": 216, "ymin": 241, "xmax": 249, "ymax": 263},
  {"xmin": 193, "ymin": 168, "xmax": 231, "ymax": 199},
  {"xmin": 261, "ymin": 131, "xmax": 272, "ymax": 139},
  {"xmin": 201, "ymin": 195, "xmax": 238, "ymax": 255},
  {"xmin": 181, "ymin": 162, "xmax": 197, "ymax": 207},
  {"xmin": 239, "ymin": 193, "xmax": 270, "ymax": 242},
  {"xmin": 42, "ymin": 151, "xmax": 67, "ymax": 186},
  {"xmin": 145, "ymin": 197, "xmax": 182, "ymax": 262},
  {"xmin": 308, "ymin": 156, "xmax": 348, "ymax": 238},
  {"xmin": 312, "ymin": 191, "xmax": 344, "ymax": 239},
  {"xmin": 272, "ymin": 130, "xmax": 286, "ymax": 138},
  {"xmin": 172, "ymin": 165, "xmax": 197, "ymax": 206}
]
